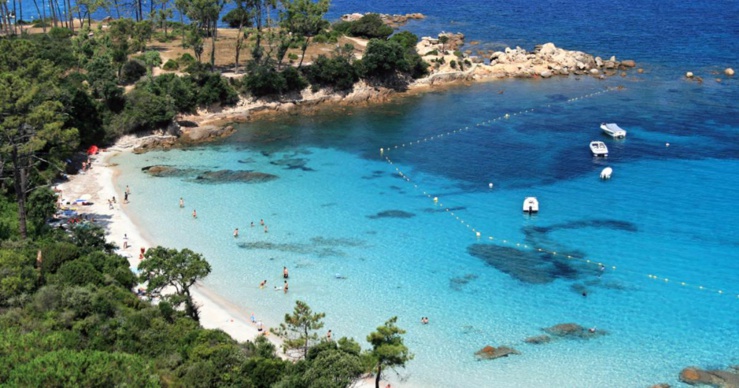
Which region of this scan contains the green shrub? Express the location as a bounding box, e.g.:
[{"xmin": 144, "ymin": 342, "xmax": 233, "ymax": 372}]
[
  {"xmin": 109, "ymin": 88, "xmax": 176, "ymax": 135},
  {"xmin": 162, "ymin": 59, "xmax": 179, "ymax": 71},
  {"xmin": 305, "ymin": 55, "xmax": 358, "ymax": 91},
  {"xmin": 282, "ymin": 67, "xmax": 308, "ymax": 93},
  {"xmin": 331, "ymin": 21, "xmax": 352, "ymax": 36},
  {"xmin": 5, "ymin": 349, "xmax": 159, "ymax": 387},
  {"xmin": 48, "ymin": 27, "xmax": 73, "ymax": 40},
  {"xmin": 408, "ymin": 52, "xmax": 430, "ymax": 79},
  {"xmin": 450, "ymin": 60, "xmax": 457, "ymax": 69},
  {"xmin": 179, "ymin": 53, "xmax": 196, "ymax": 68},
  {"xmin": 425, "ymin": 49, "xmax": 439, "ymax": 56},
  {"xmin": 389, "ymin": 31, "xmax": 419, "ymax": 51},
  {"xmin": 57, "ymin": 260, "xmax": 104, "ymax": 287},
  {"xmin": 312, "ymin": 29, "xmax": 342, "ymax": 44},
  {"xmin": 345, "ymin": 14, "xmax": 393, "ymax": 40},
  {"xmin": 191, "ymin": 72, "xmax": 239, "ymax": 106},
  {"xmin": 357, "ymin": 39, "xmax": 410, "ymax": 78},
  {"xmin": 222, "ymin": 7, "xmax": 252, "ymax": 28},
  {"xmin": 149, "ymin": 73, "xmax": 197, "ymax": 112},
  {"xmin": 40, "ymin": 242, "xmax": 80, "ymax": 275},
  {"xmin": 243, "ymin": 62, "xmax": 286, "ymax": 97},
  {"xmin": 120, "ymin": 59, "xmax": 147, "ymax": 85}
]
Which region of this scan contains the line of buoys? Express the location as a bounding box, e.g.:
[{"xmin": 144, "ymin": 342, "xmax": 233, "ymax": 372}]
[
  {"xmin": 381, "ymin": 88, "xmax": 616, "ymax": 154},
  {"xmin": 384, "ymin": 155, "xmax": 736, "ymax": 300}
]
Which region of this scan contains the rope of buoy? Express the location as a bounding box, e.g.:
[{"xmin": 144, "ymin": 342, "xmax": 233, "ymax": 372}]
[
  {"xmin": 384, "ymin": 155, "xmax": 736, "ymax": 300},
  {"xmin": 381, "ymin": 88, "xmax": 617, "ymax": 154}
]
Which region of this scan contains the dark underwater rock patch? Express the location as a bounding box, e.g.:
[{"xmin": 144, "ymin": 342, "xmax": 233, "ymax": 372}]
[
  {"xmin": 143, "ymin": 165, "xmax": 278, "ymax": 184},
  {"xmin": 142, "ymin": 165, "xmax": 197, "ymax": 177},
  {"xmin": 361, "ymin": 170, "xmax": 386, "ymax": 180},
  {"xmin": 270, "ymin": 157, "xmax": 310, "ymax": 170},
  {"xmin": 195, "ymin": 170, "xmax": 278, "ymax": 183},
  {"xmin": 525, "ymin": 219, "xmax": 638, "ymax": 237},
  {"xmin": 367, "ymin": 210, "xmax": 415, "ymax": 219},
  {"xmin": 450, "ymin": 274, "xmax": 478, "ymax": 291},
  {"xmin": 467, "ymin": 243, "xmax": 580, "ymax": 284},
  {"xmin": 423, "ymin": 206, "xmax": 466, "ymax": 213},
  {"xmin": 237, "ymin": 236, "xmax": 365, "ymax": 257},
  {"xmin": 542, "ymin": 323, "xmax": 607, "ymax": 339},
  {"xmin": 474, "ymin": 345, "xmax": 520, "ymax": 361},
  {"xmin": 310, "ymin": 236, "xmax": 365, "ymax": 247}
]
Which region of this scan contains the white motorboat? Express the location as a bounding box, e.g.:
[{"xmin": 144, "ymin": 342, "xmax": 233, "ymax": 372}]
[
  {"xmin": 523, "ymin": 197, "xmax": 539, "ymax": 213},
  {"xmin": 589, "ymin": 141, "xmax": 609, "ymax": 157},
  {"xmin": 600, "ymin": 123, "xmax": 627, "ymax": 138},
  {"xmin": 600, "ymin": 167, "xmax": 613, "ymax": 179}
]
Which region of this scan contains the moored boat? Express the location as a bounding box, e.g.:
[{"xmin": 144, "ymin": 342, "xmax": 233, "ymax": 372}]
[
  {"xmin": 600, "ymin": 123, "xmax": 627, "ymax": 138},
  {"xmin": 523, "ymin": 197, "xmax": 539, "ymax": 213},
  {"xmin": 589, "ymin": 141, "xmax": 609, "ymax": 157}
]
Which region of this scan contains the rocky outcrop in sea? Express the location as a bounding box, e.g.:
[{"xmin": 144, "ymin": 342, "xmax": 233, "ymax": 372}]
[
  {"xmin": 484, "ymin": 43, "xmax": 636, "ymax": 78},
  {"xmin": 340, "ymin": 12, "xmax": 425, "ymax": 27}
]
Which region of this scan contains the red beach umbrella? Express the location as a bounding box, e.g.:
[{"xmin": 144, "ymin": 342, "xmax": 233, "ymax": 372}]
[{"xmin": 87, "ymin": 145, "xmax": 99, "ymax": 155}]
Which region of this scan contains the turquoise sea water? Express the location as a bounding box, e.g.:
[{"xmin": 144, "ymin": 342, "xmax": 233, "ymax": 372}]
[{"xmin": 108, "ymin": 0, "xmax": 738, "ymax": 386}]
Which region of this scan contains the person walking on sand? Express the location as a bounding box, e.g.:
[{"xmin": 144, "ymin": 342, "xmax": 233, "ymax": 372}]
[
  {"xmin": 179, "ymin": 197, "xmax": 184, "ymax": 208},
  {"xmin": 283, "ymin": 266, "xmax": 289, "ymax": 279},
  {"xmin": 192, "ymin": 209, "xmax": 197, "ymax": 219},
  {"xmin": 125, "ymin": 185, "xmax": 131, "ymax": 195}
]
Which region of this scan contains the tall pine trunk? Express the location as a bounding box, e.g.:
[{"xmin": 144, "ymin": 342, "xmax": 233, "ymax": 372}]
[
  {"xmin": 11, "ymin": 146, "xmax": 29, "ymax": 240},
  {"xmin": 209, "ymin": 18, "xmax": 217, "ymax": 70}
]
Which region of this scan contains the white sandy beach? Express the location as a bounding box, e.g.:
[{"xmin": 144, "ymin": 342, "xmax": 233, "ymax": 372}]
[
  {"xmin": 56, "ymin": 138, "xmax": 273, "ymax": 345},
  {"xmin": 57, "ymin": 137, "xmax": 394, "ymax": 387}
]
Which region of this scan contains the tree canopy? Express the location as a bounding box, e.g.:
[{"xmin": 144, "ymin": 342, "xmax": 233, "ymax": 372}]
[
  {"xmin": 366, "ymin": 316, "xmax": 413, "ymax": 388},
  {"xmin": 138, "ymin": 246, "xmax": 212, "ymax": 321}
]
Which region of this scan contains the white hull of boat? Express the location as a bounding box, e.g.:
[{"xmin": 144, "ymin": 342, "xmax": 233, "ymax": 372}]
[
  {"xmin": 590, "ymin": 141, "xmax": 609, "ymax": 157},
  {"xmin": 523, "ymin": 197, "xmax": 539, "ymax": 213},
  {"xmin": 600, "ymin": 123, "xmax": 627, "ymax": 138}
]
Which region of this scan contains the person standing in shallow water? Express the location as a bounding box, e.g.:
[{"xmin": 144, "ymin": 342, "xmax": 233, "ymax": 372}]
[
  {"xmin": 283, "ymin": 280, "xmax": 288, "ymax": 293},
  {"xmin": 283, "ymin": 266, "xmax": 289, "ymax": 279},
  {"xmin": 179, "ymin": 197, "xmax": 184, "ymax": 208},
  {"xmin": 192, "ymin": 209, "xmax": 197, "ymax": 219},
  {"xmin": 234, "ymin": 228, "xmax": 239, "ymax": 237}
]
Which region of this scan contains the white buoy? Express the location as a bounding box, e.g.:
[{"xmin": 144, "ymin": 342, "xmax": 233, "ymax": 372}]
[
  {"xmin": 665, "ymin": 142, "xmax": 670, "ymax": 147},
  {"xmin": 600, "ymin": 167, "xmax": 613, "ymax": 180},
  {"xmin": 433, "ymin": 197, "xmax": 438, "ymax": 203},
  {"xmin": 488, "ymin": 183, "xmax": 494, "ymax": 189}
]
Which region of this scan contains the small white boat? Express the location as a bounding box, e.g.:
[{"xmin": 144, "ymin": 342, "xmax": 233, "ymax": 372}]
[
  {"xmin": 600, "ymin": 123, "xmax": 627, "ymax": 138},
  {"xmin": 589, "ymin": 141, "xmax": 609, "ymax": 157},
  {"xmin": 523, "ymin": 197, "xmax": 539, "ymax": 213},
  {"xmin": 600, "ymin": 167, "xmax": 613, "ymax": 179}
]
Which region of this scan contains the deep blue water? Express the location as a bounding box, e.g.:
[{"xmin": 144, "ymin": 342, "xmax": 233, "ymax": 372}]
[{"xmin": 62, "ymin": 0, "xmax": 739, "ymax": 386}]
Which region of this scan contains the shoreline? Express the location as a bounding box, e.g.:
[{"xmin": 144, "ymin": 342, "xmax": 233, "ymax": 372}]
[
  {"xmin": 59, "ymin": 138, "xmax": 394, "ymax": 386},
  {"xmin": 57, "ymin": 139, "xmax": 282, "ymax": 350}
]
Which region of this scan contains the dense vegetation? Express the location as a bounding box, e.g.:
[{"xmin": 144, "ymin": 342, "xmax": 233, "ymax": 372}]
[{"xmin": 1, "ymin": 1, "xmax": 423, "ymax": 386}]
